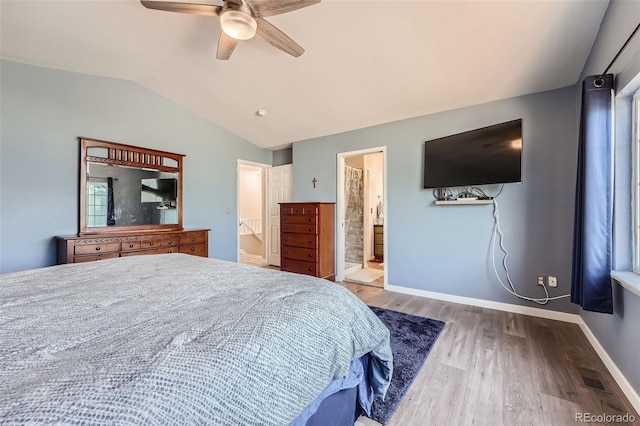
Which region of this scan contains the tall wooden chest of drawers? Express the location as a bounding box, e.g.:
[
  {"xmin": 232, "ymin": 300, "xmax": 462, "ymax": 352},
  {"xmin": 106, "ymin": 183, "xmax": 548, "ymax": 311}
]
[{"xmin": 280, "ymin": 202, "xmax": 335, "ymax": 281}]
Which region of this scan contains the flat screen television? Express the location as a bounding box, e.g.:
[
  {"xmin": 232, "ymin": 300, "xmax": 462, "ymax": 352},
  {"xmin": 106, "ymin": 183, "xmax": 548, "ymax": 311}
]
[
  {"xmin": 423, "ymin": 119, "xmax": 522, "ymax": 188},
  {"xmin": 141, "ymin": 178, "xmax": 177, "ymax": 203}
]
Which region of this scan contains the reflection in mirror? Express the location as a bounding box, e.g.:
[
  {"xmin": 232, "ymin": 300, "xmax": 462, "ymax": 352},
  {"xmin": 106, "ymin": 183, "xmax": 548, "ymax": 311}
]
[{"xmin": 86, "ymin": 162, "xmax": 179, "ymax": 227}]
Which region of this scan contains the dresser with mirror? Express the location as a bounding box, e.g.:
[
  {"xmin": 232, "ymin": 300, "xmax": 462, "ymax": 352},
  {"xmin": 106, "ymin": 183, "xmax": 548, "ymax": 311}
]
[{"xmin": 57, "ymin": 137, "xmax": 209, "ymax": 264}]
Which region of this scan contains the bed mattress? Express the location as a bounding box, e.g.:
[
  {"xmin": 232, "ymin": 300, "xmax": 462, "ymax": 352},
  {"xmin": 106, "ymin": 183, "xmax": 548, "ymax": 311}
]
[{"xmin": 0, "ymin": 254, "xmax": 392, "ymax": 425}]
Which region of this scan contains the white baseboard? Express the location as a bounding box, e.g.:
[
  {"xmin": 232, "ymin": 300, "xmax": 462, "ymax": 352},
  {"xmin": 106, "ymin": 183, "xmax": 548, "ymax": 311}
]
[
  {"xmin": 386, "ymin": 284, "xmax": 581, "ymax": 323},
  {"xmin": 386, "ymin": 284, "xmax": 640, "ymax": 413},
  {"xmin": 578, "ymin": 321, "xmax": 640, "ymax": 414}
]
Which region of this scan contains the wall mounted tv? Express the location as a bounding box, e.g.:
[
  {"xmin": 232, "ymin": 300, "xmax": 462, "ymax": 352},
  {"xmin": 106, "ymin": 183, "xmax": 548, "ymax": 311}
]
[
  {"xmin": 423, "ymin": 119, "xmax": 522, "ymax": 188},
  {"xmin": 141, "ymin": 178, "xmax": 177, "ymax": 203}
]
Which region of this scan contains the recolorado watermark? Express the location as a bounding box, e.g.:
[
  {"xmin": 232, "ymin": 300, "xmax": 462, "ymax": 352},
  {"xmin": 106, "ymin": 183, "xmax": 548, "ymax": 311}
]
[{"xmin": 575, "ymin": 412, "xmax": 636, "ymax": 423}]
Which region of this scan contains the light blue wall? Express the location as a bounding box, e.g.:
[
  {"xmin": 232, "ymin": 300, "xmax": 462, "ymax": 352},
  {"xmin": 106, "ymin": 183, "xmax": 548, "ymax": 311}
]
[
  {"xmin": 0, "ymin": 60, "xmax": 271, "ymax": 273},
  {"xmin": 577, "ymin": 0, "xmax": 640, "ymax": 396},
  {"xmin": 293, "ymin": 85, "xmax": 578, "ymax": 314}
]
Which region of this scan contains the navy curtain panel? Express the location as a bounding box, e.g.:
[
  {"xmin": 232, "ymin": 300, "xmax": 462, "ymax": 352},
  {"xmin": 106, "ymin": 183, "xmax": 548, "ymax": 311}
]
[
  {"xmin": 571, "ymin": 74, "xmax": 614, "ymax": 314},
  {"xmin": 107, "ymin": 177, "xmax": 116, "ymax": 226}
]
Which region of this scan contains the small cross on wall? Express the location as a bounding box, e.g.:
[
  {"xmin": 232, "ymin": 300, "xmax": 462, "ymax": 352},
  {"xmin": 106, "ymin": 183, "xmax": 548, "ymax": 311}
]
[{"xmin": 312, "ymin": 178, "xmax": 317, "ymax": 189}]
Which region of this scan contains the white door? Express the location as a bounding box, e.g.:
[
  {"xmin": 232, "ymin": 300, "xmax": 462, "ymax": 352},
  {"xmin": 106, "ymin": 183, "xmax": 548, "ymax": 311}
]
[{"xmin": 267, "ymin": 164, "xmax": 293, "ymax": 266}]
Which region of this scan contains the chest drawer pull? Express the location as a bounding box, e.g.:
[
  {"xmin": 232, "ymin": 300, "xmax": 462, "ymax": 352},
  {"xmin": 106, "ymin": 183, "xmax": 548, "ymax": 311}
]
[
  {"xmin": 95, "ymin": 247, "xmax": 100, "ymax": 251},
  {"xmin": 129, "ymin": 243, "xmax": 135, "ymax": 248},
  {"xmin": 191, "ymin": 237, "xmax": 196, "ymax": 242},
  {"xmin": 149, "ymin": 242, "xmax": 155, "ymax": 246},
  {"xmin": 168, "ymin": 250, "xmax": 173, "ymax": 253},
  {"xmin": 168, "ymin": 240, "xmax": 173, "ymax": 245},
  {"xmin": 191, "ymin": 247, "xmax": 195, "ymax": 252}
]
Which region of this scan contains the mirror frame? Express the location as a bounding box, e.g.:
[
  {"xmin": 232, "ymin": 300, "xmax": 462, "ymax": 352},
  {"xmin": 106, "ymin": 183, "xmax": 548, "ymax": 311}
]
[{"xmin": 79, "ymin": 137, "xmax": 184, "ymax": 236}]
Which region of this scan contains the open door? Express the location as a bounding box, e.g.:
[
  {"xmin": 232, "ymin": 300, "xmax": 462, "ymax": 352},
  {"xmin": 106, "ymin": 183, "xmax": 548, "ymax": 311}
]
[
  {"xmin": 267, "ymin": 164, "xmax": 293, "ymax": 266},
  {"xmin": 337, "ymin": 148, "xmax": 386, "ymax": 286}
]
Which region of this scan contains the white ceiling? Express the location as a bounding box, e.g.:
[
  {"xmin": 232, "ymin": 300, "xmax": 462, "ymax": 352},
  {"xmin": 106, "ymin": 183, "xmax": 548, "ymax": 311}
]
[{"xmin": 1, "ymin": 0, "xmax": 609, "ymax": 149}]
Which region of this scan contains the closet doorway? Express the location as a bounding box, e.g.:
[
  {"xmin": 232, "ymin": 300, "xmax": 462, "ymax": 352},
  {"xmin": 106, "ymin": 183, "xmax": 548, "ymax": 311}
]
[{"xmin": 336, "ymin": 147, "xmax": 386, "ymax": 288}]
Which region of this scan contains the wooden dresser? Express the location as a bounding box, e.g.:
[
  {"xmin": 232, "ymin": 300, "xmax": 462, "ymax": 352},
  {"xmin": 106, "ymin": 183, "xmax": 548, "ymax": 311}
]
[
  {"xmin": 57, "ymin": 229, "xmax": 209, "ymax": 264},
  {"xmin": 280, "ymin": 202, "xmax": 335, "ymax": 281}
]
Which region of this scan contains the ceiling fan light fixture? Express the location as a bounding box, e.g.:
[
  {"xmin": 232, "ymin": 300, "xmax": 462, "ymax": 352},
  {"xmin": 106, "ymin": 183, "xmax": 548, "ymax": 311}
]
[{"xmin": 220, "ymin": 10, "xmax": 257, "ymax": 40}]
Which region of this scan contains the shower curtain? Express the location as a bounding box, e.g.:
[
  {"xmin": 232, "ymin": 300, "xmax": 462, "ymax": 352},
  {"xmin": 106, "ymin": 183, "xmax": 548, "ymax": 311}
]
[{"xmin": 345, "ymin": 164, "xmax": 364, "ymax": 266}]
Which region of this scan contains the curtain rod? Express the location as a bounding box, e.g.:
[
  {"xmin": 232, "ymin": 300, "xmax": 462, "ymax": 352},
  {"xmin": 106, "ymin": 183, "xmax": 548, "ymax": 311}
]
[{"xmin": 594, "ymin": 22, "xmax": 640, "ymax": 87}]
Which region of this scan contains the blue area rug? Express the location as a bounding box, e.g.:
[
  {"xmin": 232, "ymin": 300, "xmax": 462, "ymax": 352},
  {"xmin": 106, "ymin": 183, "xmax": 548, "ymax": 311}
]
[{"xmin": 367, "ymin": 306, "xmax": 445, "ymax": 425}]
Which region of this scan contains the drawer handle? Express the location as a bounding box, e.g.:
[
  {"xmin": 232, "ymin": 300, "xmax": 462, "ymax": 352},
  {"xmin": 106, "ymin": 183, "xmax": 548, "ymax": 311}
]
[
  {"xmin": 191, "ymin": 238, "xmax": 196, "ymax": 242},
  {"xmin": 149, "ymin": 242, "xmax": 155, "ymax": 246},
  {"xmin": 309, "ymin": 240, "xmax": 313, "ymax": 244},
  {"xmin": 168, "ymin": 250, "xmax": 173, "ymax": 253},
  {"xmin": 308, "ymin": 227, "xmax": 313, "ymax": 231},
  {"xmin": 308, "ymin": 268, "xmax": 313, "ymax": 271},
  {"xmin": 168, "ymin": 240, "xmax": 173, "ymax": 245},
  {"xmin": 308, "ymin": 254, "xmax": 313, "ymax": 257},
  {"xmin": 309, "ymin": 218, "xmax": 313, "ymax": 222},
  {"xmin": 283, "ymin": 263, "xmax": 288, "ymax": 267},
  {"xmin": 191, "ymin": 247, "xmax": 195, "ymax": 252},
  {"xmin": 129, "ymin": 244, "xmax": 134, "ymax": 248},
  {"xmin": 95, "ymin": 247, "xmax": 101, "ymax": 251}
]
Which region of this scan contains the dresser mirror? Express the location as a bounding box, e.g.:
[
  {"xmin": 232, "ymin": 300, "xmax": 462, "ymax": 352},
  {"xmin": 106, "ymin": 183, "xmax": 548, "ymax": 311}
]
[{"xmin": 79, "ymin": 137, "xmax": 184, "ymax": 235}]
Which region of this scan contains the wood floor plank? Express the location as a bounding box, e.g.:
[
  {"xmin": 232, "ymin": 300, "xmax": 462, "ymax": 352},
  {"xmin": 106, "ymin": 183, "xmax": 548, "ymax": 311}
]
[
  {"xmin": 458, "ymin": 347, "xmax": 503, "ymax": 425},
  {"xmin": 501, "ymin": 333, "xmax": 545, "ymax": 425}
]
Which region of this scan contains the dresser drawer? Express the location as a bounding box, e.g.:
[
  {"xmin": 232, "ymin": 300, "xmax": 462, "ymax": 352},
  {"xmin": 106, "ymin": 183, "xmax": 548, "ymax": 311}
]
[
  {"xmin": 179, "ymin": 244, "xmax": 207, "ymax": 257},
  {"xmin": 281, "ymin": 204, "xmax": 318, "ymax": 215},
  {"xmin": 140, "ymin": 239, "xmax": 161, "ymax": 250},
  {"xmin": 180, "ymin": 233, "xmax": 207, "ymax": 245},
  {"xmin": 121, "ymin": 241, "xmax": 141, "ymax": 251},
  {"xmin": 121, "ymin": 247, "xmax": 177, "ymax": 256},
  {"xmin": 281, "ymin": 214, "xmax": 317, "ymax": 225},
  {"xmin": 281, "ymin": 223, "xmax": 317, "ymax": 234},
  {"xmin": 281, "ymin": 233, "xmax": 317, "ymax": 248},
  {"xmin": 74, "ymin": 253, "xmax": 119, "ymax": 262},
  {"xmin": 74, "ymin": 242, "xmax": 119, "ymax": 256},
  {"xmin": 281, "ymin": 246, "xmax": 317, "ymax": 262},
  {"xmin": 281, "ymin": 259, "xmax": 317, "ymax": 276},
  {"xmin": 162, "ymin": 235, "xmax": 179, "ymax": 248}
]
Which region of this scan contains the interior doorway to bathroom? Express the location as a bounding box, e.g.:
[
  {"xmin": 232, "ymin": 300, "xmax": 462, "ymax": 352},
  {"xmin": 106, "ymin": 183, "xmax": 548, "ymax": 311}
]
[{"xmin": 336, "ymin": 147, "xmax": 386, "ymax": 288}]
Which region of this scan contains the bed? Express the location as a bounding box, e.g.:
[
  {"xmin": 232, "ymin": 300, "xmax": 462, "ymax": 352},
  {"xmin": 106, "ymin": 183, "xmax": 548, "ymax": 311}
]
[{"xmin": 0, "ymin": 253, "xmax": 392, "ymax": 424}]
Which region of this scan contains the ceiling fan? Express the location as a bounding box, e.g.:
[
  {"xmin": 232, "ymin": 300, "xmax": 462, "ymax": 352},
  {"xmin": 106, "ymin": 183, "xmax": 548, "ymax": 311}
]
[{"xmin": 141, "ymin": 0, "xmax": 320, "ymax": 60}]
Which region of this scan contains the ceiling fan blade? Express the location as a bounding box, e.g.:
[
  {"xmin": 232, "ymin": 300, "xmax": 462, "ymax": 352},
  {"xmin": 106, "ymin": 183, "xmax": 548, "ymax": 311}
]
[
  {"xmin": 217, "ymin": 32, "xmax": 239, "ymax": 60},
  {"xmin": 256, "ymin": 17, "xmax": 304, "ymax": 57},
  {"xmin": 247, "ymin": 0, "xmax": 320, "ymax": 17},
  {"xmin": 140, "ymin": 1, "xmax": 222, "ymax": 16}
]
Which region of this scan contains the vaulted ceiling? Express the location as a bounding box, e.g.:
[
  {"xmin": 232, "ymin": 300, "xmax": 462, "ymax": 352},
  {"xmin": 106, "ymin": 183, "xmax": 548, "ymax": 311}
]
[{"xmin": 1, "ymin": 0, "xmax": 609, "ymax": 149}]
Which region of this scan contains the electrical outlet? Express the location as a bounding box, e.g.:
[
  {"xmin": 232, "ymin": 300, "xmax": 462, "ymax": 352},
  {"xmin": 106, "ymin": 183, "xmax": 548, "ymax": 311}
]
[
  {"xmin": 537, "ymin": 275, "xmax": 546, "ymax": 286},
  {"xmin": 548, "ymin": 276, "xmax": 557, "ymax": 288}
]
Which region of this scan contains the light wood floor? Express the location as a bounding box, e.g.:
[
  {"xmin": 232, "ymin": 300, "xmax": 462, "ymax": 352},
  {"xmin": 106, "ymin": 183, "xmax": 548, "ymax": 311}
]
[{"xmin": 341, "ymin": 282, "xmax": 638, "ymax": 426}]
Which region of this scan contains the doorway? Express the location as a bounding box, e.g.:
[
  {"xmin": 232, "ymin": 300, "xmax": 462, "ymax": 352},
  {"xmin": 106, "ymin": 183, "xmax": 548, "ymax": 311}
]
[
  {"xmin": 237, "ymin": 161, "xmax": 268, "ymax": 267},
  {"xmin": 337, "ymin": 147, "xmax": 386, "ymax": 288},
  {"xmin": 237, "ymin": 161, "xmax": 292, "ymax": 268}
]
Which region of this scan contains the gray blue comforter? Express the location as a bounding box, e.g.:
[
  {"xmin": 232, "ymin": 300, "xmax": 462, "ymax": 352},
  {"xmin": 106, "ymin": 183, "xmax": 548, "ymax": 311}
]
[{"xmin": 0, "ymin": 254, "xmax": 392, "ymax": 424}]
